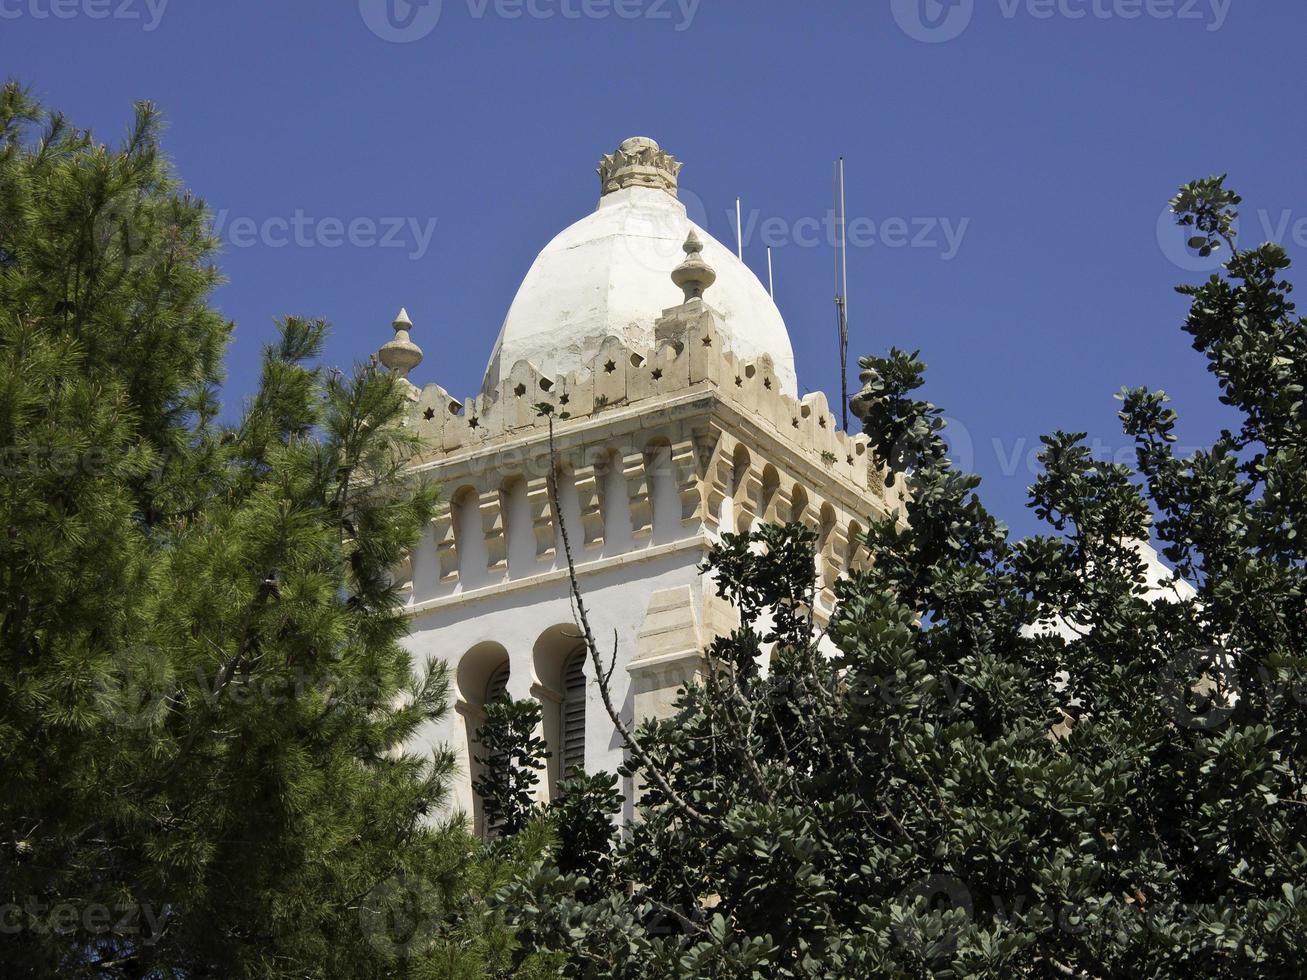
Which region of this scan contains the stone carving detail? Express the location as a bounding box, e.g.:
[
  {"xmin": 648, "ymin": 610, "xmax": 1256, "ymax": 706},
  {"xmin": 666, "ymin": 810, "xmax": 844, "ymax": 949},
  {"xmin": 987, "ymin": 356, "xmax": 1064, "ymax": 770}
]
[
  {"xmin": 703, "ymin": 436, "xmax": 733, "ymax": 534},
  {"xmin": 734, "ymin": 465, "xmax": 761, "ymax": 535},
  {"xmin": 624, "ymin": 452, "xmax": 653, "ymax": 539},
  {"xmin": 393, "ymin": 549, "xmax": 414, "ymax": 604},
  {"xmin": 479, "ymin": 490, "xmax": 506, "ymax": 573},
  {"xmin": 763, "ymin": 484, "xmax": 791, "ymax": 526},
  {"xmin": 672, "ymin": 438, "xmax": 705, "ymax": 526},
  {"xmin": 378, "ymin": 308, "xmax": 423, "ymax": 381},
  {"xmin": 820, "ymin": 524, "xmax": 848, "ymax": 607},
  {"xmin": 396, "ymin": 288, "xmax": 897, "ymax": 611},
  {"xmin": 432, "ymin": 507, "xmax": 459, "ymax": 584},
  {"xmin": 671, "ymin": 231, "xmax": 716, "ymax": 303},
  {"xmin": 527, "ymin": 477, "xmax": 556, "ymax": 560},
  {"xmin": 598, "ymin": 136, "xmax": 683, "ymax": 198},
  {"xmin": 572, "ymin": 463, "xmax": 606, "ymax": 549},
  {"xmin": 406, "ymin": 304, "xmax": 876, "ymax": 502}
]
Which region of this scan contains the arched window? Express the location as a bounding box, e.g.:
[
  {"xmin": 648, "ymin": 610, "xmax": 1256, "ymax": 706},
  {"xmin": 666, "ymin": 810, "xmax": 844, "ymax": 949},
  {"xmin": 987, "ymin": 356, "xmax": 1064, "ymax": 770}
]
[
  {"xmin": 644, "ymin": 438, "xmax": 678, "ymax": 544},
  {"xmin": 790, "ymin": 484, "xmax": 810, "ymax": 526},
  {"xmin": 598, "ymin": 449, "xmax": 632, "ymax": 553},
  {"xmin": 731, "ymin": 445, "xmax": 753, "ymax": 534},
  {"xmin": 456, "ymin": 642, "xmax": 510, "ymax": 837},
  {"xmin": 760, "ymin": 465, "xmax": 781, "ymax": 524},
  {"xmin": 559, "ymin": 647, "xmax": 587, "ymax": 779},
  {"xmin": 846, "ymin": 520, "xmax": 866, "ymax": 573},
  {"xmin": 485, "ymin": 661, "xmax": 510, "ymax": 705},
  {"xmin": 452, "ymin": 485, "xmax": 489, "ymax": 589}
]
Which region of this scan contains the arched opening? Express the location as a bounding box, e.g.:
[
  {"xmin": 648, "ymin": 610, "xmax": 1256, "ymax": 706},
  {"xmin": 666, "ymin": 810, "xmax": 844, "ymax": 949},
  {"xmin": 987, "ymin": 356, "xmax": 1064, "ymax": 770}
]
[
  {"xmin": 485, "ymin": 661, "xmax": 510, "ymax": 704},
  {"xmin": 818, "ymin": 503, "xmax": 838, "ymax": 598},
  {"xmin": 500, "ymin": 475, "xmax": 534, "ymax": 578},
  {"xmin": 598, "ymin": 449, "xmax": 632, "ymax": 554},
  {"xmin": 819, "ymin": 503, "xmax": 837, "ymax": 548},
  {"xmin": 644, "ymin": 437, "xmax": 678, "ymax": 544},
  {"xmin": 559, "ymin": 647, "xmax": 587, "ymax": 781},
  {"xmin": 456, "ymin": 641, "xmax": 510, "ymax": 836},
  {"xmin": 532, "ymin": 624, "xmax": 588, "ymax": 799},
  {"xmin": 551, "ymin": 463, "xmax": 584, "ymax": 562},
  {"xmin": 759, "ymin": 465, "xmax": 781, "ymax": 526},
  {"xmin": 790, "ymin": 484, "xmax": 810, "ymax": 527},
  {"xmin": 452, "ymin": 485, "xmax": 489, "ymax": 590},
  {"xmin": 845, "ymin": 520, "xmax": 866, "ymax": 573},
  {"xmin": 731, "ymin": 445, "xmax": 752, "ymax": 535}
]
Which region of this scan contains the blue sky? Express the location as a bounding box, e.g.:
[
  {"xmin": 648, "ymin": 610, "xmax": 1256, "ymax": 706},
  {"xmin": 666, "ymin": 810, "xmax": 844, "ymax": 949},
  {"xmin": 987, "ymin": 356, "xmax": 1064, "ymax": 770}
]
[{"xmin": 4, "ymin": 0, "xmax": 1302, "ymax": 538}]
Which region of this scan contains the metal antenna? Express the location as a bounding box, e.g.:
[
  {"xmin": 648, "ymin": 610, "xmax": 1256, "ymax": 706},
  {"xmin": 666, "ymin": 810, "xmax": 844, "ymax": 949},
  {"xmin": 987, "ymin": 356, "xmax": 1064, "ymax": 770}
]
[
  {"xmin": 834, "ymin": 157, "xmax": 850, "ymax": 430},
  {"xmin": 767, "ymin": 246, "xmax": 774, "ymax": 298}
]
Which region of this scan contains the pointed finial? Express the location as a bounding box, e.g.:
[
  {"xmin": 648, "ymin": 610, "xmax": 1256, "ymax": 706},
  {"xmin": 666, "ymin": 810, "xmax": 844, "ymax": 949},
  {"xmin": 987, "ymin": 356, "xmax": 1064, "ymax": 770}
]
[
  {"xmin": 671, "ymin": 230, "xmax": 716, "ymax": 303},
  {"xmin": 378, "ymin": 307, "xmax": 423, "ymax": 380}
]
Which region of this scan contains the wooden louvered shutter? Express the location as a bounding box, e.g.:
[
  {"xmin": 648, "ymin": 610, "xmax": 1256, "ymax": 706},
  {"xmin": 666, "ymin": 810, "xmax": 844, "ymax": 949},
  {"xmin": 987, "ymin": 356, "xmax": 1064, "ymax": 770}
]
[
  {"xmin": 485, "ymin": 662, "xmax": 510, "ymax": 705},
  {"xmin": 560, "ymin": 649, "xmax": 587, "ymax": 778}
]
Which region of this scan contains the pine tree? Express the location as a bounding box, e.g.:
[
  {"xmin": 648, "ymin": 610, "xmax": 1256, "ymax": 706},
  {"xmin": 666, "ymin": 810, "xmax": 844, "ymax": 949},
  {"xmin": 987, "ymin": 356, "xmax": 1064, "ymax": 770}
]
[
  {"xmin": 509, "ymin": 177, "xmax": 1307, "ymax": 977},
  {"xmin": 0, "ymin": 84, "xmax": 552, "ymax": 978}
]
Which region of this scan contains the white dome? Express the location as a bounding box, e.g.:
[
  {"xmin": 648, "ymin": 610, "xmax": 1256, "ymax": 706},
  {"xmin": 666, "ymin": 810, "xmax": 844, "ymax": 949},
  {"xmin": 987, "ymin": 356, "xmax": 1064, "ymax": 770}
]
[{"xmin": 482, "ymin": 143, "xmax": 797, "ymax": 397}]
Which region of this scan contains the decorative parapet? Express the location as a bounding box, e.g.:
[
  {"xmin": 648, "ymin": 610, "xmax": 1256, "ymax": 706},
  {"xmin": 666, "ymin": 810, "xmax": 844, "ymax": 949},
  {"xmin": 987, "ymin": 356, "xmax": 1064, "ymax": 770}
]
[
  {"xmin": 406, "ymin": 298, "xmax": 896, "ymax": 509},
  {"xmin": 396, "ymin": 296, "xmax": 904, "ymax": 609}
]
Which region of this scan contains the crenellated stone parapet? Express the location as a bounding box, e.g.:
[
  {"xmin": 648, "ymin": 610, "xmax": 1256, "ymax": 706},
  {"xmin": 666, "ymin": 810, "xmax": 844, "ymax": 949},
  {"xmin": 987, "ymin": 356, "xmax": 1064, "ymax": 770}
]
[
  {"xmin": 407, "ymin": 298, "xmax": 896, "ymax": 507},
  {"xmin": 397, "ymin": 297, "xmax": 903, "ymax": 620}
]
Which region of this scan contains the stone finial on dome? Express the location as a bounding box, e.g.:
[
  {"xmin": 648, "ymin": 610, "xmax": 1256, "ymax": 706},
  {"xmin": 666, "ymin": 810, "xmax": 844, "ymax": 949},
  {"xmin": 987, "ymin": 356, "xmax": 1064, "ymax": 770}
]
[
  {"xmin": 671, "ymin": 230, "xmax": 716, "ymax": 303},
  {"xmin": 598, "ymin": 136, "xmax": 683, "ymax": 198},
  {"xmin": 378, "ymin": 307, "xmax": 423, "ymax": 380}
]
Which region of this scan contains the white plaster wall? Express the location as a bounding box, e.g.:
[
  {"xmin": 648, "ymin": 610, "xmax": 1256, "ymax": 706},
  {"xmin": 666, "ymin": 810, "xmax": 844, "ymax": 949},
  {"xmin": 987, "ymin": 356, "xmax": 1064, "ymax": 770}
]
[{"xmin": 405, "ymin": 543, "xmax": 708, "ymax": 827}]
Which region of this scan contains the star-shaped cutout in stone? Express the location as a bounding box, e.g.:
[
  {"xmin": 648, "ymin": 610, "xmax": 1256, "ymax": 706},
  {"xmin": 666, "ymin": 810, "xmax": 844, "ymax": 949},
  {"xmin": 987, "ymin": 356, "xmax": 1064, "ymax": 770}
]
[
  {"xmin": 422, "ymin": 407, "xmax": 436, "ymax": 421},
  {"xmin": 604, "ymin": 359, "xmax": 616, "ymax": 374}
]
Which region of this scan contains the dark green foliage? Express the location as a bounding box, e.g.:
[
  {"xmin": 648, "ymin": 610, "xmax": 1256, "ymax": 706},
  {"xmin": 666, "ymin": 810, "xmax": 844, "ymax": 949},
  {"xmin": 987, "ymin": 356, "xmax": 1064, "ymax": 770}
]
[
  {"xmin": 509, "ymin": 176, "xmax": 1307, "ymax": 977},
  {"xmin": 549, "ymin": 769, "xmax": 622, "ymax": 893},
  {"xmin": 0, "ymin": 85, "xmax": 545, "ymax": 978},
  {"xmin": 474, "ymin": 698, "xmax": 549, "ymax": 837}
]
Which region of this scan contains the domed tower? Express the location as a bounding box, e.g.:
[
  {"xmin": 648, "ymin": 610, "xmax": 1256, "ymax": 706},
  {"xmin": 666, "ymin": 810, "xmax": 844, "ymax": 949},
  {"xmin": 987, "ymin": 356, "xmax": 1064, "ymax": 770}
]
[{"xmin": 384, "ymin": 138, "xmax": 899, "ymax": 831}]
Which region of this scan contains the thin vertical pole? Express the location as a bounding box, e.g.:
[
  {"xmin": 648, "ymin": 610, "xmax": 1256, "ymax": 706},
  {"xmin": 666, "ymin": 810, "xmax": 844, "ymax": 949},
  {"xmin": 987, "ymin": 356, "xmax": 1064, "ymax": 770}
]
[
  {"xmin": 767, "ymin": 246, "xmax": 774, "ymax": 298},
  {"xmin": 834, "ymin": 158, "xmax": 850, "ymax": 431}
]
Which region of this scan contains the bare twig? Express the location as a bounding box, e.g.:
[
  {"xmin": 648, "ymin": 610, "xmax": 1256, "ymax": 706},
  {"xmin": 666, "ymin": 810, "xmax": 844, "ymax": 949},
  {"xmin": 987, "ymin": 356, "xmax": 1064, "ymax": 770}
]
[{"xmin": 542, "ymin": 413, "xmax": 710, "ymax": 827}]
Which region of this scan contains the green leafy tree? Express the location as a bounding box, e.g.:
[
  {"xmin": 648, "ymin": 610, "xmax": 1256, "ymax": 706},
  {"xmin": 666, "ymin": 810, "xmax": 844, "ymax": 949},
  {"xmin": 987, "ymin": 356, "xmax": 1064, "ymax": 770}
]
[
  {"xmin": 474, "ymin": 698, "xmax": 549, "ymax": 837},
  {"xmin": 510, "ymin": 176, "xmax": 1307, "ymax": 977},
  {"xmin": 0, "ymin": 84, "xmax": 544, "ymax": 977},
  {"xmin": 548, "ymin": 769, "xmax": 622, "ymax": 896}
]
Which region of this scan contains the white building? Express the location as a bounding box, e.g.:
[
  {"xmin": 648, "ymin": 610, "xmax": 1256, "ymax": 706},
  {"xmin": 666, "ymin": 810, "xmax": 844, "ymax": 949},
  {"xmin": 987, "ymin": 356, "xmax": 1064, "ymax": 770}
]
[{"xmin": 378, "ymin": 138, "xmax": 896, "ymax": 830}]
